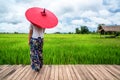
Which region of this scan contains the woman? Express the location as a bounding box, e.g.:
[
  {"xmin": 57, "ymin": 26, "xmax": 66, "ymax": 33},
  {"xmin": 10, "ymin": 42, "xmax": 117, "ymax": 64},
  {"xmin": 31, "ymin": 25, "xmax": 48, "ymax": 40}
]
[
  {"xmin": 25, "ymin": 7, "xmax": 58, "ymax": 72},
  {"xmin": 28, "ymin": 23, "xmax": 45, "ymax": 72}
]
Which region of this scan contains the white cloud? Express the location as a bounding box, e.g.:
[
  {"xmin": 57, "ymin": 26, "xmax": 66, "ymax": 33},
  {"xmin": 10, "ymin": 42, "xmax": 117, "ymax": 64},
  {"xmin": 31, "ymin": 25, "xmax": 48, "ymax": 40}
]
[
  {"xmin": 108, "ymin": 12, "xmax": 120, "ymax": 25},
  {"xmin": 99, "ymin": 9, "xmax": 111, "ymax": 17},
  {"xmin": 71, "ymin": 20, "xmax": 85, "ymax": 25},
  {"xmin": 103, "ymin": 0, "xmax": 120, "ymax": 13},
  {"xmin": 90, "ymin": 17, "xmax": 112, "ymax": 25},
  {"xmin": 0, "ymin": 0, "xmax": 120, "ymax": 33},
  {"xmin": 81, "ymin": 10, "xmax": 98, "ymax": 17},
  {"xmin": 0, "ymin": 22, "xmax": 29, "ymax": 33}
]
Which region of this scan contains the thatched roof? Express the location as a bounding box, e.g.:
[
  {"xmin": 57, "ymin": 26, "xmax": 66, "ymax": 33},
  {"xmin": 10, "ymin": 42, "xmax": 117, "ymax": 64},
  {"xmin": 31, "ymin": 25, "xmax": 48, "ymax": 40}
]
[{"xmin": 98, "ymin": 25, "xmax": 120, "ymax": 32}]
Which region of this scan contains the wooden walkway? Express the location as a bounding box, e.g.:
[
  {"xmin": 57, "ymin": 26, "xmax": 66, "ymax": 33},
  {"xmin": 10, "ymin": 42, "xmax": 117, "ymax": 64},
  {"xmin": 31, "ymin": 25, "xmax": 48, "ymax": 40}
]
[{"xmin": 0, "ymin": 65, "xmax": 120, "ymax": 80}]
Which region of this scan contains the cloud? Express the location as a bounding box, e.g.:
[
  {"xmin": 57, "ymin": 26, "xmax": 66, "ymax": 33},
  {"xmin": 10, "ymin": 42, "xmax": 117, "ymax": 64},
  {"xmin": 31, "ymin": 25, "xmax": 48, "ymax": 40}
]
[
  {"xmin": 98, "ymin": 9, "xmax": 111, "ymax": 17},
  {"xmin": 103, "ymin": 0, "xmax": 120, "ymax": 13},
  {"xmin": 90, "ymin": 17, "xmax": 112, "ymax": 25},
  {"xmin": 0, "ymin": 0, "xmax": 120, "ymax": 33}
]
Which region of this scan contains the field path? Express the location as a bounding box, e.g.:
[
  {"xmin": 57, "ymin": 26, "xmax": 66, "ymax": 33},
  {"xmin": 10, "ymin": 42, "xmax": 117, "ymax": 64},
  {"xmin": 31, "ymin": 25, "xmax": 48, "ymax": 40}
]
[{"xmin": 0, "ymin": 65, "xmax": 120, "ymax": 80}]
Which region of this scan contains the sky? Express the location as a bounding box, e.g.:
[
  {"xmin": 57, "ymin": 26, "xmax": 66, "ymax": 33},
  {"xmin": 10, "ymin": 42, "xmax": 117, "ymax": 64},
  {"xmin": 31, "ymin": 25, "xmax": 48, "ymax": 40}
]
[{"xmin": 0, "ymin": 0, "xmax": 120, "ymax": 33}]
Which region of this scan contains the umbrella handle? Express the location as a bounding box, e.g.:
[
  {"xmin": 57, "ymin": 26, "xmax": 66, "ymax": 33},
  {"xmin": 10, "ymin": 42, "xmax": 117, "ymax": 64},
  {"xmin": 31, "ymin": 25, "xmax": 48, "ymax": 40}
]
[{"xmin": 41, "ymin": 8, "xmax": 46, "ymax": 16}]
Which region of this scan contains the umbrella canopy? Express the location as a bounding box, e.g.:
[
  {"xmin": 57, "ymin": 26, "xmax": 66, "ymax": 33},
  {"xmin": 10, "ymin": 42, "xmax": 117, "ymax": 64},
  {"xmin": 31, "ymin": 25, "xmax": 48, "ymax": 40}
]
[{"xmin": 25, "ymin": 7, "xmax": 58, "ymax": 28}]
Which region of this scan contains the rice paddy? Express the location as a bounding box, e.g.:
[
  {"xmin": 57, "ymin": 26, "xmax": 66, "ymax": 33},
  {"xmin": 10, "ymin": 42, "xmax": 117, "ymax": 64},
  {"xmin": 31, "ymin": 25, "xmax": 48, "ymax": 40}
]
[{"xmin": 0, "ymin": 34, "xmax": 120, "ymax": 65}]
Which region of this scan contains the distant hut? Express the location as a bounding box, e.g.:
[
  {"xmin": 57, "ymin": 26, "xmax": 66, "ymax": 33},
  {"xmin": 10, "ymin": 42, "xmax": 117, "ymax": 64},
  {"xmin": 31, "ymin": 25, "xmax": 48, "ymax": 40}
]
[{"xmin": 97, "ymin": 25, "xmax": 120, "ymax": 37}]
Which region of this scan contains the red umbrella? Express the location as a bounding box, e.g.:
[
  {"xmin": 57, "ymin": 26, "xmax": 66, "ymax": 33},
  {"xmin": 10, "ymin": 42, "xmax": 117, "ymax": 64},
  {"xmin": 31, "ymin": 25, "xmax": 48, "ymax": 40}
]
[{"xmin": 25, "ymin": 7, "xmax": 58, "ymax": 28}]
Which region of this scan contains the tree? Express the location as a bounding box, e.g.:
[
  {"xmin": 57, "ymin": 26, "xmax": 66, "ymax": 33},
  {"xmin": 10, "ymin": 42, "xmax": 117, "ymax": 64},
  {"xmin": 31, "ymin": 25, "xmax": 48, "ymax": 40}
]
[
  {"xmin": 98, "ymin": 24, "xmax": 105, "ymax": 30},
  {"xmin": 14, "ymin": 32, "xmax": 18, "ymax": 34},
  {"xmin": 54, "ymin": 32, "xmax": 61, "ymax": 34},
  {"xmin": 75, "ymin": 28, "xmax": 81, "ymax": 34},
  {"xmin": 81, "ymin": 26, "xmax": 89, "ymax": 34}
]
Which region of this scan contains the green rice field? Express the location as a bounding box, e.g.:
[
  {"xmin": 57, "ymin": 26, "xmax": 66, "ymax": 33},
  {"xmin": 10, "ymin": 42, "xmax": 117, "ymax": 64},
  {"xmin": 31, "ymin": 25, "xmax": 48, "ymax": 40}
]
[{"xmin": 0, "ymin": 34, "xmax": 120, "ymax": 65}]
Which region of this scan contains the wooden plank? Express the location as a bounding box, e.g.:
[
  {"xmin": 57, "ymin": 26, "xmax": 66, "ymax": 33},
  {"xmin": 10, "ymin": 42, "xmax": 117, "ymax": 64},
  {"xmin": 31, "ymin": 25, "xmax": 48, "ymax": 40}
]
[
  {"xmin": 0, "ymin": 65, "xmax": 120, "ymax": 80},
  {"xmin": 92, "ymin": 65, "xmax": 108, "ymax": 79},
  {"xmin": 95, "ymin": 65, "xmax": 114, "ymax": 80},
  {"xmin": 96, "ymin": 65, "xmax": 117, "ymax": 79},
  {"xmin": 68, "ymin": 65, "xmax": 77, "ymax": 80},
  {"xmin": 6, "ymin": 65, "xmax": 23, "ymax": 80},
  {"xmin": 58, "ymin": 65, "xmax": 64, "ymax": 80},
  {"xmin": 100, "ymin": 65, "xmax": 117, "ymax": 80},
  {"xmin": 21, "ymin": 66, "xmax": 32, "ymax": 80},
  {"xmin": 2, "ymin": 65, "xmax": 21, "ymax": 80},
  {"xmin": 30, "ymin": 70, "xmax": 39, "ymax": 80},
  {"xmin": 79, "ymin": 65, "xmax": 95, "ymax": 80},
  {"xmin": 62, "ymin": 65, "xmax": 69, "ymax": 80},
  {"xmin": 72, "ymin": 65, "xmax": 82, "ymax": 80},
  {"xmin": 0, "ymin": 68, "xmax": 2, "ymax": 71},
  {"xmin": 91, "ymin": 65, "xmax": 106, "ymax": 80},
  {"xmin": 8, "ymin": 65, "xmax": 26, "ymax": 80},
  {"xmin": 44, "ymin": 65, "xmax": 51, "ymax": 80},
  {"xmin": 0, "ymin": 65, "xmax": 11, "ymax": 74},
  {"xmin": 39, "ymin": 65, "xmax": 48, "ymax": 80},
  {"xmin": 108, "ymin": 65, "xmax": 120, "ymax": 74},
  {"xmin": 84, "ymin": 65, "xmax": 96, "ymax": 80},
  {"xmin": 85, "ymin": 65, "xmax": 102, "ymax": 80},
  {"xmin": 104, "ymin": 65, "xmax": 120, "ymax": 79},
  {"xmin": 54, "ymin": 65, "xmax": 58, "ymax": 80},
  {"xmin": 34, "ymin": 65, "xmax": 46, "ymax": 80},
  {"xmin": 75, "ymin": 65, "xmax": 86, "ymax": 80},
  {"xmin": 0, "ymin": 65, "xmax": 16, "ymax": 80},
  {"xmin": 22, "ymin": 66, "xmax": 38, "ymax": 80},
  {"xmin": 23, "ymin": 68, "xmax": 35, "ymax": 80},
  {"xmin": 65, "ymin": 65, "xmax": 72, "ymax": 80},
  {"xmin": 0, "ymin": 65, "xmax": 6, "ymax": 71},
  {"xmin": 113, "ymin": 65, "xmax": 120, "ymax": 70},
  {"xmin": 49, "ymin": 65, "xmax": 55, "ymax": 80},
  {"xmin": 0, "ymin": 65, "xmax": 9, "ymax": 70},
  {"xmin": 16, "ymin": 65, "xmax": 30, "ymax": 80}
]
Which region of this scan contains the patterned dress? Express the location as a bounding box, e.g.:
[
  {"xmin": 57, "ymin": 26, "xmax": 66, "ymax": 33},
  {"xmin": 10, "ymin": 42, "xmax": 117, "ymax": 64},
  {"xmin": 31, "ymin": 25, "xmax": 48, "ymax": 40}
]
[{"xmin": 30, "ymin": 37, "xmax": 43, "ymax": 71}]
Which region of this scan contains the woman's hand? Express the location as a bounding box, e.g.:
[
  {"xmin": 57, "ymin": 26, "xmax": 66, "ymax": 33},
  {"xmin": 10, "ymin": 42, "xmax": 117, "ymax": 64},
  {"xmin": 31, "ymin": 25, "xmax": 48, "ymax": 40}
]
[
  {"xmin": 28, "ymin": 40, "xmax": 30, "ymax": 45},
  {"xmin": 28, "ymin": 29, "xmax": 33, "ymax": 46}
]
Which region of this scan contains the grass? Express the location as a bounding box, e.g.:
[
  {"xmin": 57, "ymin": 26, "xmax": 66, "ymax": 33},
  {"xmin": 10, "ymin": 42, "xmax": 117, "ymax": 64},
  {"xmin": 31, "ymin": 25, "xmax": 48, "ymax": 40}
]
[{"xmin": 0, "ymin": 33, "xmax": 120, "ymax": 65}]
